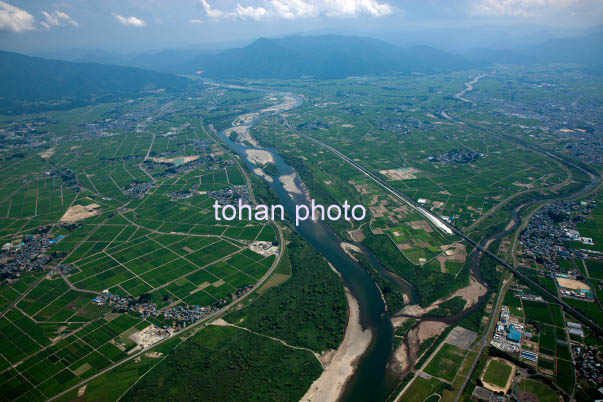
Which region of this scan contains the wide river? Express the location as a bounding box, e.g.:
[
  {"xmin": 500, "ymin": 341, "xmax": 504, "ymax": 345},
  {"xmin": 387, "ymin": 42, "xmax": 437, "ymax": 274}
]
[{"xmin": 216, "ymin": 91, "xmax": 406, "ymax": 401}]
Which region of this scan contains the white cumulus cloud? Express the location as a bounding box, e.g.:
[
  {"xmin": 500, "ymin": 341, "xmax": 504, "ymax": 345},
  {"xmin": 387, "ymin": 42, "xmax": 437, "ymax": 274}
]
[
  {"xmin": 199, "ymin": 0, "xmax": 393, "ymax": 21},
  {"xmin": 114, "ymin": 14, "xmax": 146, "ymax": 27},
  {"xmin": 472, "ymin": 0, "xmax": 584, "ymax": 16},
  {"xmin": 0, "ymin": 0, "xmax": 35, "ymax": 32},
  {"xmin": 200, "ymin": 0, "xmax": 225, "ymax": 18},
  {"xmin": 41, "ymin": 10, "xmax": 78, "ymax": 29}
]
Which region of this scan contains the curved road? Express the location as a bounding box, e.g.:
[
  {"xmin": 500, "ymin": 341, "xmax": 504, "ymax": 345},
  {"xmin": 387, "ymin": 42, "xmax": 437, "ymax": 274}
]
[{"xmin": 282, "ymin": 109, "xmax": 603, "ymax": 336}]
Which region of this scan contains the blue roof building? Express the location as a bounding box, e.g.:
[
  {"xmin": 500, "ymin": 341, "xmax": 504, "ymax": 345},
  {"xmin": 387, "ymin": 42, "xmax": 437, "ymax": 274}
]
[{"xmin": 507, "ymin": 327, "xmax": 521, "ymax": 343}]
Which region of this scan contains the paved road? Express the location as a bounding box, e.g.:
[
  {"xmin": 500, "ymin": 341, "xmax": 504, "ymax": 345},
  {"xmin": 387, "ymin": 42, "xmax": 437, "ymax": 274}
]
[
  {"xmin": 47, "ymin": 112, "xmax": 287, "ymax": 401},
  {"xmin": 452, "ymin": 277, "xmax": 511, "ymax": 402},
  {"xmin": 281, "ymin": 116, "xmax": 603, "ymax": 336},
  {"xmin": 47, "ymin": 222, "xmax": 284, "ymax": 402}
]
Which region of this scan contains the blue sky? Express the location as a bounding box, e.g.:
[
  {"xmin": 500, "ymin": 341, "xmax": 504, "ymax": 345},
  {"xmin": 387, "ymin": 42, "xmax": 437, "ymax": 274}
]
[{"xmin": 1, "ymin": 0, "xmax": 601, "ymax": 52}]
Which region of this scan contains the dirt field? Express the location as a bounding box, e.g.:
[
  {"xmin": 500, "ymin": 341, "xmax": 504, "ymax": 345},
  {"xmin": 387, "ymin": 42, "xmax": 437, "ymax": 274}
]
[
  {"xmin": 556, "ymin": 277, "xmax": 590, "ymax": 291},
  {"xmin": 392, "ymin": 321, "xmax": 447, "ymax": 376},
  {"xmin": 406, "ymin": 220, "xmax": 433, "ymax": 232},
  {"xmin": 417, "ymin": 321, "xmax": 448, "ymax": 343},
  {"xmin": 77, "ymin": 385, "xmax": 87, "ymax": 397},
  {"xmin": 437, "ymin": 243, "xmax": 467, "ymax": 272},
  {"xmin": 481, "ymin": 357, "xmax": 516, "ymax": 393},
  {"xmin": 450, "ymin": 276, "xmax": 487, "ymax": 306},
  {"xmin": 189, "ymin": 282, "xmax": 211, "ymax": 295},
  {"xmin": 379, "ymin": 167, "xmax": 420, "ymax": 180},
  {"xmin": 348, "ymin": 227, "xmax": 365, "ymax": 242},
  {"xmin": 129, "ymin": 325, "xmax": 170, "ymax": 349},
  {"xmin": 60, "ymin": 203, "xmax": 101, "ymax": 223},
  {"xmin": 151, "ymin": 155, "xmax": 200, "ymax": 166},
  {"xmin": 258, "ymin": 273, "xmax": 290, "ymax": 294},
  {"xmin": 39, "ymin": 147, "xmax": 56, "ymax": 159},
  {"xmin": 341, "ymin": 242, "xmax": 361, "ymax": 261}
]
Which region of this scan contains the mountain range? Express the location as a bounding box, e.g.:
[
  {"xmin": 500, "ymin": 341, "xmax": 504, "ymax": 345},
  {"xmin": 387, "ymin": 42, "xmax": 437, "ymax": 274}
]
[
  {"xmin": 187, "ymin": 35, "xmax": 477, "ymax": 79},
  {"xmin": 1, "ymin": 32, "xmax": 601, "ymax": 113},
  {"xmin": 0, "ymin": 51, "xmax": 191, "ymax": 101},
  {"xmin": 28, "ymin": 32, "xmax": 603, "ymax": 79},
  {"xmin": 465, "ymin": 32, "xmax": 603, "ymax": 67}
]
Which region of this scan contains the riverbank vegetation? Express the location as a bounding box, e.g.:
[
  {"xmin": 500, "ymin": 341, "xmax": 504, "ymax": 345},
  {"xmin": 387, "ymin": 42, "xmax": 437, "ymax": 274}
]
[
  {"xmin": 355, "ymin": 252, "xmax": 407, "ymax": 313},
  {"xmin": 122, "ymin": 325, "xmax": 321, "ymax": 402},
  {"xmin": 363, "ymin": 231, "xmax": 468, "ymax": 306},
  {"xmin": 227, "ymin": 234, "xmax": 347, "ymax": 352}
]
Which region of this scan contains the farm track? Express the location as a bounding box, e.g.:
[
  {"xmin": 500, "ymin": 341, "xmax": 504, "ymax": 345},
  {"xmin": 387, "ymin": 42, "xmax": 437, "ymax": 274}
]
[
  {"xmin": 277, "ymin": 98, "xmax": 602, "ymax": 335},
  {"xmin": 44, "ymin": 96, "xmax": 287, "ymax": 401},
  {"xmin": 47, "ymin": 183, "xmax": 285, "ymax": 402}
]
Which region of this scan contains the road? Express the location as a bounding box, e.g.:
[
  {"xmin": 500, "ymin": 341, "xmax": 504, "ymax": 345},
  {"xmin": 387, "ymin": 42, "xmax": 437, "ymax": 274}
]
[
  {"xmin": 452, "ymin": 276, "xmax": 511, "ymax": 402},
  {"xmin": 46, "ymin": 112, "xmax": 287, "ymax": 401},
  {"xmin": 48, "ymin": 221, "xmax": 284, "ymax": 402},
  {"xmin": 280, "ymin": 115, "xmax": 603, "ymax": 336}
]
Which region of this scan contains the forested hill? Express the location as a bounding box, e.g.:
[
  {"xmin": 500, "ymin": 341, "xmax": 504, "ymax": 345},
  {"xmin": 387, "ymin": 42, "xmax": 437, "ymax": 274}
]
[
  {"xmin": 0, "ymin": 51, "xmax": 190, "ymax": 104},
  {"xmin": 192, "ymin": 35, "xmax": 476, "ymax": 79}
]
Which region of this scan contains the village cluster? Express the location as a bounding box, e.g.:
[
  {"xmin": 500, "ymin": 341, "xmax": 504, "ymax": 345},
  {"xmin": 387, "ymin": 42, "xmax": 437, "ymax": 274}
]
[
  {"xmin": 125, "ymin": 181, "xmax": 153, "ymax": 199},
  {"xmin": 0, "ymin": 228, "xmax": 69, "ymax": 281},
  {"xmin": 208, "ymin": 185, "xmax": 251, "ymax": 206},
  {"xmin": 520, "ymin": 200, "xmax": 597, "ymax": 271},
  {"xmin": 93, "ymin": 284, "xmax": 253, "ymax": 331},
  {"xmin": 426, "ymin": 148, "xmax": 484, "ymax": 164},
  {"xmin": 169, "ymin": 183, "xmax": 200, "ymax": 200},
  {"xmin": 573, "ymin": 345, "xmax": 603, "ymax": 388}
]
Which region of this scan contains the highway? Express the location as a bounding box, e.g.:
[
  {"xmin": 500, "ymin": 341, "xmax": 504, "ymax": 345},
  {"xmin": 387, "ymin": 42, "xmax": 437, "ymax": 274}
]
[{"xmin": 282, "ymin": 118, "xmax": 603, "ymax": 336}]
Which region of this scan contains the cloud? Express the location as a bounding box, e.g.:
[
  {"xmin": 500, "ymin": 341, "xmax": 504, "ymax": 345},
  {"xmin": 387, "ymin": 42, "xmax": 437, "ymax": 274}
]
[
  {"xmin": 199, "ymin": 0, "xmax": 393, "ymax": 21},
  {"xmin": 114, "ymin": 14, "xmax": 146, "ymax": 27},
  {"xmin": 472, "ymin": 0, "xmax": 584, "ymax": 16},
  {"xmin": 40, "ymin": 10, "xmax": 78, "ymax": 29},
  {"xmin": 0, "ymin": 1, "xmax": 35, "ymax": 32},
  {"xmin": 200, "ymin": 0, "xmax": 225, "ymax": 18},
  {"xmin": 189, "ymin": 18, "xmax": 204, "ymax": 24}
]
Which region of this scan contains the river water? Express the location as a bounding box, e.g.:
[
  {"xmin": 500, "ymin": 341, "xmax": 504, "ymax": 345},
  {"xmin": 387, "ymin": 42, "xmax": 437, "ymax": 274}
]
[{"xmin": 216, "ymin": 93, "xmax": 405, "ymax": 401}]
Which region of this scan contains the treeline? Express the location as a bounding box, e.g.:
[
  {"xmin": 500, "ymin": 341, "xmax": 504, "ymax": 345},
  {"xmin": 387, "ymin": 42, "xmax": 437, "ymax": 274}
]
[
  {"xmin": 281, "ymin": 153, "xmax": 364, "ymax": 236},
  {"xmin": 227, "ymin": 234, "xmax": 347, "ymax": 352},
  {"xmin": 363, "ymin": 232, "xmax": 469, "ymax": 307},
  {"xmin": 355, "ymin": 252, "xmax": 406, "ymax": 313},
  {"xmin": 122, "ymin": 325, "xmax": 321, "ymax": 402},
  {"xmin": 429, "ymin": 296, "xmax": 466, "ymax": 317},
  {"xmin": 122, "ymin": 233, "xmax": 346, "ymax": 401}
]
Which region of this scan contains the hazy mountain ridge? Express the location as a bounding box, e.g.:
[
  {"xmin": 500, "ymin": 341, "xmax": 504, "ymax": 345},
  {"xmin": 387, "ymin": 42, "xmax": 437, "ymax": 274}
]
[
  {"xmin": 188, "ymin": 35, "xmax": 478, "ymax": 79},
  {"xmin": 0, "ymin": 51, "xmax": 190, "ymax": 103},
  {"xmin": 2, "ymin": 32, "xmax": 601, "ymax": 112},
  {"xmin": 18, "ymin": 32, "xmax": 603, "ymax": 82},
  {"xmin": 465, "ymin": 31, "xmax": 603, "ymax": 67},
  {"xmin": 27, "ymin": 35, "xmax": 477, "ymax": 78}
]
